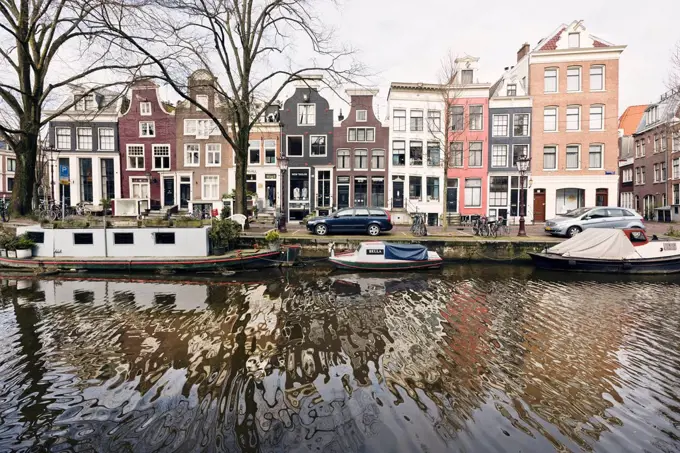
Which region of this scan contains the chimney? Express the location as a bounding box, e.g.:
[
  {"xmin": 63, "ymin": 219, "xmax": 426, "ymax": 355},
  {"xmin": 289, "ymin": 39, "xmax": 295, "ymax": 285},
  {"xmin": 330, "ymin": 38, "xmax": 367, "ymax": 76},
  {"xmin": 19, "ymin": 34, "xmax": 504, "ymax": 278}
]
[
  {"xmin": 517, "ymin": 43, "xmax": 530, "ymax": 63},
  {"xmin": 338, "ymin": 109, "xmax": 344, "ymax": 122}
]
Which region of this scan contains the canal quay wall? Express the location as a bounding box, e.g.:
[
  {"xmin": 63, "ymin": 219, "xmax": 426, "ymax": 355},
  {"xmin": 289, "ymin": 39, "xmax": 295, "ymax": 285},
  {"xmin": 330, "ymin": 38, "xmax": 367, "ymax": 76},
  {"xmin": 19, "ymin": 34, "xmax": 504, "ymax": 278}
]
[{"xmin": 241, "ymin": 236, "xmax": 563, "ymax": 262}]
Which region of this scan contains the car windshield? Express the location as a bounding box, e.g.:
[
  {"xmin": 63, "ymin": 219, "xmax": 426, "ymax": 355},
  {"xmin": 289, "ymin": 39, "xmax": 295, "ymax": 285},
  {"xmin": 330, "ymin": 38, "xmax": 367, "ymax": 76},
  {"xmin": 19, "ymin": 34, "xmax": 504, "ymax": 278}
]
[{"xmin": 562, "ymin": 207, "xmax": 591, "ymax": 218}]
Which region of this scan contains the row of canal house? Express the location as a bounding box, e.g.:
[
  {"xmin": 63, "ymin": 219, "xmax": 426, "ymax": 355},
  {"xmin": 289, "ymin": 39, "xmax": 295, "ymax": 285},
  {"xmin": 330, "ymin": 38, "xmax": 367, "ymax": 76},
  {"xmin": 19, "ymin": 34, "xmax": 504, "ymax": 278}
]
[{"xmin": 44, "ymin": 19, "xmax": 624, "ymax": 225}]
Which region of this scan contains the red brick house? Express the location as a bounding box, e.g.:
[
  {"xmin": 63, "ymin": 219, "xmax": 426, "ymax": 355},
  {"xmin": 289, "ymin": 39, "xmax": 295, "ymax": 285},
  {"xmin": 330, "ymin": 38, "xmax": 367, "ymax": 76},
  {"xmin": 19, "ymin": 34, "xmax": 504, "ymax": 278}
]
[{"xmin": 118, "ymin": 80, "xmax": 176, "ymax": 209}]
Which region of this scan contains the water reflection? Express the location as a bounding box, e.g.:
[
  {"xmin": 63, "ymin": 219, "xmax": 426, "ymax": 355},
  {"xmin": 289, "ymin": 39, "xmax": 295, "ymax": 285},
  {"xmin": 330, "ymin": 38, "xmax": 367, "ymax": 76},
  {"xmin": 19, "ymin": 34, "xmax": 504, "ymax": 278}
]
[{"xmin": 0, "ymin": 266, "xmax": 678, "ymax": 452}]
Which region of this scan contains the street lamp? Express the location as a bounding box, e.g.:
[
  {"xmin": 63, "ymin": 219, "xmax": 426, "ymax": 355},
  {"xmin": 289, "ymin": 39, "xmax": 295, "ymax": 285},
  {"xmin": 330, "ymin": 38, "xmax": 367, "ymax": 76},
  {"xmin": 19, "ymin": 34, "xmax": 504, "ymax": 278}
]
[
  {"xmin": 516, "ymin": 154, "xmax": 531, "ymax": 237},
  {"xmin": 278, "ymin": 155, "xmax": 289, "ymax": 233}
]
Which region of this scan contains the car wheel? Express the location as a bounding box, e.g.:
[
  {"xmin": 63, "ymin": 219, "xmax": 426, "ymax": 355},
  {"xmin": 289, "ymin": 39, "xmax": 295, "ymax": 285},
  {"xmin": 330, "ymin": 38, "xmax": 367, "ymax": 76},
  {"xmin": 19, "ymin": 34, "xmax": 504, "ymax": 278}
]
[
  {"xmin": 315, "ymin": 224, "xmax": 328, "ymax": 236},
  {"xmin": 566, "ymin": 226, "xmax": 582, "ymax": 238},
  {"xmin": 367, "ymin": 224, "xmax": 380, "ymax": 236}
]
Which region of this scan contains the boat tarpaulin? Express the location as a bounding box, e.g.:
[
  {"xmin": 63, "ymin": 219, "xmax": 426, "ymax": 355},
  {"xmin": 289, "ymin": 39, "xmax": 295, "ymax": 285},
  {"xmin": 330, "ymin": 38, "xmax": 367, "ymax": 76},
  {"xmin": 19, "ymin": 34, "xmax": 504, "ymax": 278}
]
[
  {"xmin": 384, "ymin": 243, "xmax": 429, "ymax": 261},
  {"xmin": 547, "ymin": 228, "xmax": 640, "ymax": 260}
]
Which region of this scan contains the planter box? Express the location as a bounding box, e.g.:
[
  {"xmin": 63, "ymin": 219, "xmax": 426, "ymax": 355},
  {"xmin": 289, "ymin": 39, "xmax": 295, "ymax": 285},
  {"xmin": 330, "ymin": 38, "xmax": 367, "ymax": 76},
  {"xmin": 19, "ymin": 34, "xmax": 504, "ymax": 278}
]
[
  {"xmin": 0, "ymin": 249, "xmax": 6, "ymax": 257},
  {"xmin": 15, "ymin": 249, "xmax": 32, "ymax": 259},
  {"xmin": 7, "ymin": 250, "xmax": 16, "ymax": 258},
  {"xmin": 267, "ymin": 242, "xmax": 281, "ymax": 251}
]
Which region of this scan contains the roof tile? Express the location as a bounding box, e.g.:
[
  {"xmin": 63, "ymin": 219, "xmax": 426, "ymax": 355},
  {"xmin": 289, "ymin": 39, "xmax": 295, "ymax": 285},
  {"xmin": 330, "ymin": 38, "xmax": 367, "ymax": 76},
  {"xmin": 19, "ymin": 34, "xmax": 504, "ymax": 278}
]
[{"xmin": 540, "ymin": 27, "xmax": 566, "ymax": 51}]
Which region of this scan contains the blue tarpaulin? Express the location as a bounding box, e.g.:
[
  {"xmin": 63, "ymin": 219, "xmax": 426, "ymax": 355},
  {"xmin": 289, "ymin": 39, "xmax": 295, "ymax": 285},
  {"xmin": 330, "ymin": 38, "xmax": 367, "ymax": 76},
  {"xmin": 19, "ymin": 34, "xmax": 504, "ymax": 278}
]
[{"xmin": 384, "ymin": 243, "xmax": 429, "ymax": 261}]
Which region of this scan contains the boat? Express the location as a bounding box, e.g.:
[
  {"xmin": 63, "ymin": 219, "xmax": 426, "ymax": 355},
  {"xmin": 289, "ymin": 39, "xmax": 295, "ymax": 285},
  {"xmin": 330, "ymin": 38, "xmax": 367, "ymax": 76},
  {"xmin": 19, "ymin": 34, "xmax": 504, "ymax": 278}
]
[
  {"xmin": 329, "ymin": 242, "xmax": 442, "ymax": 271},
  {"xmin": 0, "ymin": 246, "xmax": 302, "ymax": 273},
  {"xmin": 528, "ymin": 228, "xmax": 680, "ymax": 274}
]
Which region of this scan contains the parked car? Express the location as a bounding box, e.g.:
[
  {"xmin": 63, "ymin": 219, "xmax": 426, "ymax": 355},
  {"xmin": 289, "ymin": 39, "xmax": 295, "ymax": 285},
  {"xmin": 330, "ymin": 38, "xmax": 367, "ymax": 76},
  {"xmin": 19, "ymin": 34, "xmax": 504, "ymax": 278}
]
[
  {"xmin": 306, "ymin": 208, "xmax": 393, "ymax": 236},
  {"xmin": 544, "ymin": 207, "xmax": 645, "ymax": 238}
]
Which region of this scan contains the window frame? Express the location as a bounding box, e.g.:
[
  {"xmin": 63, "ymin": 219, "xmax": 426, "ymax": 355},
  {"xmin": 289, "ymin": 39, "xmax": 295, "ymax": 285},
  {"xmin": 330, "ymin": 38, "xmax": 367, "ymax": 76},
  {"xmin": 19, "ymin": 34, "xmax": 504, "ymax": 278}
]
[
  {"xmin": 309, "ymin": 135, "xmax": 327, "ymax": 157},
  {"xmin": 464, "ymin": 178, "xmax": 482, "ymax": 207},
  {"xmin": 427, "ymin": 110, "xmax": 441, "ymax": 131},
  {"xmin": 140, "ymin": 102, "xmax": 152, "ymax": 116},
  {"xmin": 450, "ymin": 142, "xmax": 464, "ymax": 167},
  {"xmin": 469, "ymin": 105, "xmax": 483, "ymax": 131},
  {"xmin": 337, "ymin": 149, "xmax": 351, "ymax": 170},
  {"xmin": 469, "ymin": 142, "xmax": 483, "ymax": 168},
  {"xmin": 356, "ymin": 109, "xmax": 367, "ymax": 122},
  {"xmin": 409, "ymin": 140, "xmax": 423, "ymax": 166},
  {"xmin": 297, "ymin": 103, "xmax": 316, "ymax": 126},
  {"xmin": 568, "ymin": 32, "xmax": 580, "ymax": 48},
  {"xmin": 392, "ymin": 140, "xmax": 406, "ymax": 167},
  {"xmin": 286, "ymin": 135, "xmax": 304, "ymax": 157},
  {"xmin": 248, "ymin": 139, "xmax": 261, "ymax": 165},
  {"xmin": 354, "ymin": 149, "xmax": 368, "ymax": 170},
  {"xmin": 201, "ymin": 174, "xmax": 220, "ymax": 200},
  {"xmin": 588, "ymin": 144, "xmax": 604, "ymax": 170},
  {"xmin": 408, "ymin": 175, "xmax": 423, "ymax": 201},
  {"xmin": 393, "ymin": 109, "xmax": 406, "ymax": 132},
  {"xmin": 98, "ymin": 127, "xmax": 115, "ymax": 151},
  {"xmin": 73, "ymin": 232, "xmax": 94, "ymax": 245},
  {"xmin": 184, "ymin": 143, "xmax": 200, "ymax": 167},
  {"xmin": 544, "ymin": 68, "xmax": 558, "ymax": 93},
  {"xmin": 566, "ymin": 144, "xmax": 581, "ymax": 170},
  {"xmin": 426, "ymin": 176, "xmax": 440, "ymax": 201},
  {"xmin": 491, "ymin": 144, "xmax": 508, "ymax": 168},
  {"xmin": 113, "ymin": 232, "xmax": 135, "ymax": 245},
  {"xmin": 589, "ymin": 105, "xmax": 604, "ymax": 131},
  {"xmin": 544, "ymin": 107, "xmax": 558, "ymax": 132},
  {"xmin": 126, "ymin": 144, "xmax": 145, "ymax": 171},
  {"xmin": 55, "ymin": 127, "xmax": 72, "ymax": 150},
  {"xmin": 409, "ymin": 109, "xmax": 424, "ymax": 132},
  {"xmin": 206, "ymin": 143, "xmax": 221, "ymax": 167},
  {"xmin": 76, "ymin": 127, "xmax": 93, "ymax": 151},
  {"xmin": 506, "ymin": 84, "xmax": 517, "ymax": 96},
  {"xmin": 566, "ymin": 105, "xmax": 581, "ymax": 131},
  {"xmin": 590, "ymin": 65, "xmax": 605, "ymax": 91},
  {"xmin": 567, "ymin": 66, "xmax": 582, "ymax": 92},
  {"xmin": 6, "ymin": 157, "xmax": 16, "ymax": 173},
  {"xmin": 371, "ymin": 149, "xmax": 385, "ymax": 170},
  {"xmin": 450, "ymin": 106, "xmax": 465, "ymax": 131},
  {"xmin": 264, "ymin": 140, "xmax": 276, "ymax": 165},
  {"xmin": 492, "ymin": 114, "xmax": 509, "ymax": 137},
  {"xmin": 347, "ymin": 127, "xmax": 375, "ymax": 143},
  {"xmin": 195, "ymin": 95, "xmax": 209, "ymax": 110},
  {"xmin": 139, "ymin": 121, "xmax": 156, "ymax": 138},
  {"xmin": 543, "ymin": 145, "xmax": 557, "ymax": 171},
  {"xmin": 184, "ymin": 119, "xmax": 197, "ymax": 136},
  {"xmin": 513, "ymin": 113, "xmax": 530, "ymax": 137},
  {"xmin": 151, "ymin": 144, "xmax": 171, "ymax": 171}
]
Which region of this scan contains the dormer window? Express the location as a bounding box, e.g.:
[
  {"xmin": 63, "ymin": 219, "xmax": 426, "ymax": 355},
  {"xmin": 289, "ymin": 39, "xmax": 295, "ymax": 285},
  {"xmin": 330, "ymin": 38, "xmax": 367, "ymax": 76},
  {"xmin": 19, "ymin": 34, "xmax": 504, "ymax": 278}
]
[
  {"xmin": 140, "ymin": 102, "xmax": 152, "ymax": 116},
  {"xmin": 506, "ymin": 84, "xmax": 517, "ymax": 96},
  {"xmin": 356, "ymin": 110, "xmax": 367, "ymax": 122},
  {"xmin": 461, "ymin": 70, "xmax": 473, "ymax": 84},
  {"xmin": 568, "ymin": 33, "xmax": 580, "ymax": 48},
  {"xmin": 74, "ymin": 94, "xmax": 95, "ymax": 111}
]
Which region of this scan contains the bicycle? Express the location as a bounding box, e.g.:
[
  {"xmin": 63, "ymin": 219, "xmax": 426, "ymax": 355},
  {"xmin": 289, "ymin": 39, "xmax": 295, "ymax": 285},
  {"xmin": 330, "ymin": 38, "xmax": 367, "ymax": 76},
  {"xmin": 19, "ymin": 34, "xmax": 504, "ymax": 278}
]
[
  {"xmin": 0, "ymin": 198, "xmax": 9, "ymax": 222},
  {"xmin": 410, "ymin": 212, "xmax": 427, "ymax": 237},
  {"xmin": 472, "ymin": 216, "xmax": 490, "ymax": 237}
]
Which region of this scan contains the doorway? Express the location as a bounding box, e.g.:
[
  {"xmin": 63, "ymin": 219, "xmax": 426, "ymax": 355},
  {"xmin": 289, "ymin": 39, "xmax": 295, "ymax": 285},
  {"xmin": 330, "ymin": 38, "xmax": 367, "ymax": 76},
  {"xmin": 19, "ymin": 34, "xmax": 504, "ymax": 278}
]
[
  {"xmin": 265, "ymin": 180, "xmax": 277, "ymax": 209},
  {"xmin": 596, "ymin": 188, "xmax": 608, "ymax": 207},
  {"xmin": 533, "ymin": 189, "xmax": 546, "ymax": 222},
  {"xmin": 446, "ymin": 179, "xmax": 458, "ymax": 213},
  {"xmin": 337, "ymin": 176, "xmax": 350, "ymax": 209},
  {"xmin": 163, "ymin": 176, "xmax": 175, "ymax": 206},
  {"xmin": 393, "ymin": 177, "xmax": 404, "ymax": 209},
  {"xmin": 179, "ymin": 176, "xmax": 191, "ymax": 209}
]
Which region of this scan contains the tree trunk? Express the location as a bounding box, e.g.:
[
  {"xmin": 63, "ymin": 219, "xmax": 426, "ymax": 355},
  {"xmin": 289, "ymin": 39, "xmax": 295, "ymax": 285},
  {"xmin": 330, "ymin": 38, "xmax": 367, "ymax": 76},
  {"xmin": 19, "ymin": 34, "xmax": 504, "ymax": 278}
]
[
  {"xmin": 233, "ymin": 128, "xmax": 250, "ymax": 218},
  {"xmin": 12, "ymin": 134, "xmax": 38, "ymax": 215}
]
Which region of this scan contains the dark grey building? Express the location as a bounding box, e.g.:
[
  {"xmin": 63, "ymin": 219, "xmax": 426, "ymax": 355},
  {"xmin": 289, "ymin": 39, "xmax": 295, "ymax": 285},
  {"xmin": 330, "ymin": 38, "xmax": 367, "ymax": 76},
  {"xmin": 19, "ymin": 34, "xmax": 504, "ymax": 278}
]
[
  {"xmin": 487, "ymin": 63, "xmax": 532, "ymax": 221},
  {"xmin": 46, "ymin": 87, "xmax": 124, "ymax": 206},
  {"xmin": 280, "ymin": 77, "xmax": 334, "ymax": 220}
]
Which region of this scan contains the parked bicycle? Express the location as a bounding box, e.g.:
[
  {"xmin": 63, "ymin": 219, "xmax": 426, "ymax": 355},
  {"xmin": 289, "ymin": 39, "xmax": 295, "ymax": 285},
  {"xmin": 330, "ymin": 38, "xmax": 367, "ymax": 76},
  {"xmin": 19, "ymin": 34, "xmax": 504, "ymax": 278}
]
[
  {"xmin": 188, "ymin": 207, "xmax": 212, "ymax": 220},
  {"xmin": 0, "ymin": 197, "xmax": 9, "ymax": 222},
  {"xmin": 410, "ymin": 212, "xmax": 427, "ymax": 237},
  {"xmin": 472, "ymin": 215, "xmax": 490, "ymax": 236}
]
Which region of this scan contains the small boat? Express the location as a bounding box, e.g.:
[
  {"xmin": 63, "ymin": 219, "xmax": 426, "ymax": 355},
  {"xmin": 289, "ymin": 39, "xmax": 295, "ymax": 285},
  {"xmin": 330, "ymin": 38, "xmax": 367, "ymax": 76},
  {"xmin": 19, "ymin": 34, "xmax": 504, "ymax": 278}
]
[
  {"xmin": 529, "ymin": 228, "xmax": 680, "ymax": 274},
  {"xmin": 329, "ymin": 242, "xmax": 442, "ymax": 271}
]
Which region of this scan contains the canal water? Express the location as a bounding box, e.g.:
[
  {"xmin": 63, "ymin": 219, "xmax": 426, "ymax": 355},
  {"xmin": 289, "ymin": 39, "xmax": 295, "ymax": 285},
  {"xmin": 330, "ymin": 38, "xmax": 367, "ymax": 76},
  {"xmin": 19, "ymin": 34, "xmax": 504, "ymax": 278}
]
[{"xmin": 0, "ymin": 266, "xmax": 678, "ymax": 453}]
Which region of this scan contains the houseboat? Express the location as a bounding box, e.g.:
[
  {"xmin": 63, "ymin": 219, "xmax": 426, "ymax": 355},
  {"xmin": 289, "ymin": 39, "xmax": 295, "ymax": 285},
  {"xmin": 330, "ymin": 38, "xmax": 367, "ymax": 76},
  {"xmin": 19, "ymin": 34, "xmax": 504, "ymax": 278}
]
[{"xmin": 329, "ymin": 242, "xmax": 442, "ymax": 271}]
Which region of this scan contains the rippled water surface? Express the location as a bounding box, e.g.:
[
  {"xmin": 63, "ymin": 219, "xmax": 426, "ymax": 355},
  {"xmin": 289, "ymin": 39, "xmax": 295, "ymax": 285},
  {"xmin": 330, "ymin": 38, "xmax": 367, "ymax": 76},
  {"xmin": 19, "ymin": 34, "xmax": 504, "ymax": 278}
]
[{"xmin": 0, "ymin": 265, "xmax": 679, "ymax": 453}]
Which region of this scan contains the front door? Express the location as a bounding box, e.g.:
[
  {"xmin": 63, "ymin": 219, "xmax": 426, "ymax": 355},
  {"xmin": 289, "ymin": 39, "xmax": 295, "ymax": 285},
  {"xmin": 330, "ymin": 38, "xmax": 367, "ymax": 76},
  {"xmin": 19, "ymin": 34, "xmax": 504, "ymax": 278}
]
[
  {"xmin": 393, "ymin": 181, "xmax": 404, "ymax": 209},
  {"xmin": 163, "ymin": 177, "xmax": 175, "ymax": 206},
  {"xmin": 534, "ymin": 189, "xmax": 546, "ymax": 222},
  {"xmin": 265, "ymin": 180, "xmax": 277, "ymax": 209},
  {"xmin": 596, "ymin": 188, "xmax": 608, "ymax": 207},
  {"xmin": 337, "ymin": 184, "xmax": 350, "ymax": 209},
  {"xmin": 179, "ymin": 177, "xmax": 191, "ymax": 209}
]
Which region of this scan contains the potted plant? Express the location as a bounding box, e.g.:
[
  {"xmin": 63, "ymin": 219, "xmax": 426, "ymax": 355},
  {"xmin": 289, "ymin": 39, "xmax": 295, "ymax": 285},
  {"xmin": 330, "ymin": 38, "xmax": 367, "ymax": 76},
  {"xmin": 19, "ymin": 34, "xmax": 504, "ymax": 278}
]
[
  {"xmin": 0, "ymin": 231, "xmax": 12, "ymax": 257},
  {"xmin": 264, "ymin": 230, "xmax": 281, "ymax": 251},
  {"xmin": 14, "ymin": 234, "xmax": 35, "ymax": 259},
  {"xmin": 209, "ymin": 218, "xmax": 241, "ymax": 255}
]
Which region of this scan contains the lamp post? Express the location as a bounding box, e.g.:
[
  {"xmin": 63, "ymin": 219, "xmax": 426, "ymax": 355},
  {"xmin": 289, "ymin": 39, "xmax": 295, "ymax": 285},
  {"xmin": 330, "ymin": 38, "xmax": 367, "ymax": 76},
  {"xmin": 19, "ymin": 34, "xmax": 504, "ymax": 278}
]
[
  {"xmin": 278, "ymin": 156, "xmax": 288, "ymax": 233},
  {"xmin": 516, "ymin": 154, "xmax": 531, "ymax": 237},
  {"xmin": 47, "ymin": 147, "xmax": 59, "ymax": 202}
]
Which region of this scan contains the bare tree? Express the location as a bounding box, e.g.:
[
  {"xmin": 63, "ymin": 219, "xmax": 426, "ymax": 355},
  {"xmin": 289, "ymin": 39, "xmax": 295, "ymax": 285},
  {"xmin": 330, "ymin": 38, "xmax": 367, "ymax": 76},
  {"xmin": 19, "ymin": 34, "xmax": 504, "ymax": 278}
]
[
  {"xmin": 0, "ymin": 0, "xmax": 148, "ymax": 214},
  {"xmin": 98, "ymin": 0, "xmax": 364, "ymax": 215}
]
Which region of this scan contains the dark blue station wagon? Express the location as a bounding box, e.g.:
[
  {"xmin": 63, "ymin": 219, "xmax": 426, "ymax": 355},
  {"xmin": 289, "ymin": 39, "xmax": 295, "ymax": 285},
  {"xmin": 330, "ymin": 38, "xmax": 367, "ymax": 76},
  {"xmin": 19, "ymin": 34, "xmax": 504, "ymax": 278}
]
[{"xmin": 306, "ymin": 208, "xmax": 393, "ymax": 236}]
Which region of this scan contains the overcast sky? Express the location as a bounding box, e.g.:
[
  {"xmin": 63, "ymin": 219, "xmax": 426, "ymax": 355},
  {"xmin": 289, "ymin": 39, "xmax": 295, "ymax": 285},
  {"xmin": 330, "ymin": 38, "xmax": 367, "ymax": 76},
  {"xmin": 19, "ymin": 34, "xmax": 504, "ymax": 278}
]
[{"xmin": 157, "ymin": 0, "xmax": 680, "ymax": 119}]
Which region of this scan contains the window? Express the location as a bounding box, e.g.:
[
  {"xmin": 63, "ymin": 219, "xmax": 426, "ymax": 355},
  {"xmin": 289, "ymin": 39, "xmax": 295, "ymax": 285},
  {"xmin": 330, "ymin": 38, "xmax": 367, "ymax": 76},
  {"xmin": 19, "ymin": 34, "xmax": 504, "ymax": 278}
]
[
  {"xmin": 410, "ymin": 110, "xmax": 423, "ymax": 131},
  {"xmin": 512, "ymin": 145, "xmax": 529, "ymax": 167},
  {"xmin": 491, "ymin": 145, "xmax": 508, "ymax": 167},
  {"xmin": 513, "ymin": 113, "xmax": 530, "ymax": 136},
  {"xmin": 73, "ymin": 233, "xmax": 93, "ymax": 245},
  {"xmin": 567, "ymin": 67, "xmax": 581, "ymax": 92},
  {"xmin": 662, "ymin": 134, "xmax": 668, "ymax": 151},
  {"xmin": 184, "ymin": 120, "xmax": 197, "ymax": 135},
  {"xmin": 202, "ymin": 175, "xmax": 219, "ymax": 199},
  {"xmin": 101, "ymin": 158, "xmax": 114, "ymax": 200},
  {"xmin": 590, "ymin": 105, "xmax": 604, "ymax": 130},
  {"xmin": 196, "ymin": 119, "xmax": 219, "ymax": 138},
  {"xmin": 662, "ymin": 161, "xmax": 667, "ymax": 181},
  {"xmin": 492, "ymin": 115, "xmax": 509, "ymax": 136},
  {"xmin": 74, "ymin": 94, "xmax": 95, "ymax": 111},
  {"xmin": 371, "ymin": 149, "xmax": 385, "ymax": 169},
  {"xmin": 97, "ymin": 128, "xmax": 114, "ymax": 151},
  {"xmin": 409, "ymin": 141, "xmax": 423, "ymax": 165},
  {"xmin": 566, "ymin": 145, "xmax": 580, "ymax": 169},
  {"xmin": 56, "ymin": 128, "xmax": 71, "ymax": 150},
  {"xmin": 353, "ymin": 178, "xmax": 367, "ymax": 206},
  {"xmin": 337, "ymin": 149, "xmax": 351, "ymax": 169},
  {"xmin": 155, "ymin": 233, "xmax": 175, "ymax": 245},
  {"xmin": 654, "ymin": 135, "xmax": 660, "ymax": 153},
  {"xmin": 6, "ymin": 177, "xmax": 12, "ymax": 192},
  {"xmin": 26, "ymin": 232, "xmax": 44, "ymax": 244},
  {"xmin": 287, "ymin": 136, "xmax": 303, "ymax": 156},
  {"xmin": 246, "ymin": 174, "xmax": 257, "ymax": 194},
  {"xmin": 544, "ymin": 107, "xmax": 557, "ymax": 132},
  {"xmin": 317, "ymin": 171, "xmax": 331, "ymax": 207},
  {"xmin": 139, "ymin": 122, "xmax": 155, "ymax": 137},
  {"xmin": 469, "ymin": 106, "xmax": 483, "ymax": 130},
  {"xmin": 568, "ymin": 32, "xmax": 580, "ymax": 48},
  {"xmin": 152, "ymin": 145, "xmax": 170, "ymax": 170},
  {"xmin": 674, "ymin": 134, "xmax": 680, "ymax": 152},
  {"xmin": 450, "ymin": 106, "xmax": 464, "ymax": 131},
  {"xmin": 79, "ymin": 158, "xmax": 92, "ymax": 202},
  {"xmin": 427, "ymin": 142, "xmax": 440, "ymax": 166},
  {"xmin": 77, "ymin": 128, "xmax": 92, "ymax": 150},
  {"xmin": 642, "ymin": 167, "xmax": 646, "ymax": 184},
  {"xmin": 507, "ymin": 84, "xmax": 517, "ymax": 96},
  {"xmin": 461, "ymin": 70, "xmax": 473, "ymax": 84},
  {"xmin": 654, "ymin": 163, "xmax": 661, "ymax": 182},
  {"xmin": 635, "ymin": 167, "xmax": 642, "ymax": 185},
  {"xmin": 544, "ymin": 68, "xmax": 558, "ymax": 92},
  {"xmin": 354, "ymin": 149, "xmax": 368, "ymax": 169},
  {"xmin": 392, "ymin": 141, "xmax": 405, "ymax": 166},
  {"xmin": 589, "ymin": 144, "xmax": 603, "ymax": 169},
  {"xmin": 298, "ymin": 104, "xmax": 316, "ymax": 125},
  {"xmin": 590, "ymin": 66, "xmax": 604, "ymax": 91},
  {"xmin": 469, "ymin": 142, "xmax": 483, "ymax": 167},
  {"xmin": 566, "ymin": 106, "xmax": 580, "ymax": 131},
  {"xmin": 264, "ymin": 140, "xmax": 276, "ymax": 164},
  {"xmin": 371, "ymin": 178, "xmax": 385, "ymax": 207},
  {"xmin": 140, "ymin": 102, "xmax": 152, "ymax": 116},
  {"xmin": 249, "ymin": 140, "xmax": 261, "ymax": 164},
  {"xmin": 114, "ymin": 233, "xmax": 134, "ymax": 245},
  {"xmin": 196, "ymin": 95, "xmax": 209, "ymax": 109},
  {"xmin": 543, "ymin": 146, "xmax": 557, "ymax": 170},
  {"xmin": 310, "ymin": 136, "xmax": 326, "ymax": 156},
  {"xmin": 450, "ymin": 142, "xmax": 463, "ymax": 167},
  {"xmin": 489, "ymin": 176, "xmax": 508, "ymax": 207},
  {"xmin": 206, "ymin": 144, "xmax": 221, "ymax": 166},
  {"xmin": 409, "ymin": 176, "xmax": 422, "ymax": 200},
  {"xmin": 7, "ymin": 158, "xmax": 16, "ymax": 172},
  {"xmin": 674, "ymin": 158, "xmax": 680, "ymax": 179},
  {"xmin": 127, "ymin": 145, "xmax": 144, "ymax": 170},
  {"xmin": 348, "ymin": 128, "xmax": 375, "ymax": 142},
  {"xmin": 623, "ymin": 168, "xmax": 633, "ymax": 183},
  {"xmin": 393, "ymin": 109, "xmax": 406, "ymax": 131},
  {"xmin": 464, "ymin": 179, "xmax": 481, "ymax": 207},
  {"xmin": 426, "ymin": 177, "xmax": 440, "ymax": 201},
  {"xmin": 131, "ymin": 177, "xmax": 149, "ymax": 198},
  {"xmin": 427, "ymin": 110, "xmax": 441, "ymax": 131},
  {"xmin": 356, "ymin": 110, "xmax": 367, "ymax": 122},
  {"xmin": 185, "ymin": 144, "xmax": 200, "ymax": 166}
]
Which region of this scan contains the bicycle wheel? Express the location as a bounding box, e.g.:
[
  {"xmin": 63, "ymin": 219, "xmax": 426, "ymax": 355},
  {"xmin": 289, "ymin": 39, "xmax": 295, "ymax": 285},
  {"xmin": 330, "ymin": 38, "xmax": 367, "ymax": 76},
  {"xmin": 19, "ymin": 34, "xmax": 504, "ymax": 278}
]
[{"xmin": 1, "ymin": 208, "xmax": 8, "ymax": 223}]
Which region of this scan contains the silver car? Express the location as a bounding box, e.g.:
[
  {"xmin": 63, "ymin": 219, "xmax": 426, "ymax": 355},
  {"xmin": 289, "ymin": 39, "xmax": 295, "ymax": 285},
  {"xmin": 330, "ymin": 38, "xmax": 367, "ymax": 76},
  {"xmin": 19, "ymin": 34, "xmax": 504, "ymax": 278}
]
[{"xmin": 544, "ymin": 207, "xmax": 645, "ymax": 238}]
